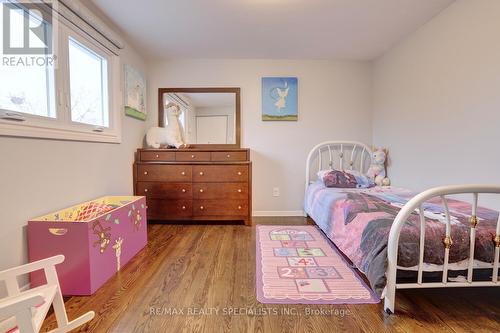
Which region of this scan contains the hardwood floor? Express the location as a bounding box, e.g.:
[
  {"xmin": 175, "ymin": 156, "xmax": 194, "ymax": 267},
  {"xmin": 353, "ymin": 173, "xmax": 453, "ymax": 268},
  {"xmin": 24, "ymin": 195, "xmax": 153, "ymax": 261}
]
[{"xmin": 42, "ymin": 217, "xmax": 500, "ymax": 332}]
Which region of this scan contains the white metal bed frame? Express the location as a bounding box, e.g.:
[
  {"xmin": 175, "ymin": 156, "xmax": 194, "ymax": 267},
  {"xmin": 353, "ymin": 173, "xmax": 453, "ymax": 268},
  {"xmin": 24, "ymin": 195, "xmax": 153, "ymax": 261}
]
[{"xmin": 305, "ymin": 141, "xmax": 500, "ymax": 314}]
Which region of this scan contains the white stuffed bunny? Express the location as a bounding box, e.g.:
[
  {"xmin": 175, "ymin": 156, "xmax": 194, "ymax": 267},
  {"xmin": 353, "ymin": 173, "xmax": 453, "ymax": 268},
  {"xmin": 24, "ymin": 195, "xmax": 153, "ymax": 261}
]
[
  {"xmin": 367, "ymin": 147, "xmax": 390, "ymax": 186},
  {"xmin": 146, "ymin": 102, "xmax": 187, "ymax": 149}
]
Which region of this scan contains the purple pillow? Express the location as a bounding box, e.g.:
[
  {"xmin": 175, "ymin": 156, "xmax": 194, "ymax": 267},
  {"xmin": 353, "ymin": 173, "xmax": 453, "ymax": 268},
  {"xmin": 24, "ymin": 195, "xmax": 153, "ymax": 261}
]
[
  {"xmin": 322, "ymin": 170, "xmax": 358, "ymax": 188},
  {"xmin": 318, "ymin": 169, "xmax": 375, "ymax": 188}
]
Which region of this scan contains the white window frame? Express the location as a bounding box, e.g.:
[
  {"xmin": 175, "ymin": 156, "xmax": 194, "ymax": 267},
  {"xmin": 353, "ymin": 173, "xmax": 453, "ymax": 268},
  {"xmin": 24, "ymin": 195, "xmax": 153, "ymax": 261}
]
[{"xmin": 0, "ymin": 5, "xmax": 121, "ymax": 143}]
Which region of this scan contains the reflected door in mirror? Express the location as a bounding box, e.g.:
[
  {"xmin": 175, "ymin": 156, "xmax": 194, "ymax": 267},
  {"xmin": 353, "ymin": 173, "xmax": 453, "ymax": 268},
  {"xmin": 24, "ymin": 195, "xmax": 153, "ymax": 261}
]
[{"xmin": 196, "ymin": 116, "xmax": 228, "ymax": 144}]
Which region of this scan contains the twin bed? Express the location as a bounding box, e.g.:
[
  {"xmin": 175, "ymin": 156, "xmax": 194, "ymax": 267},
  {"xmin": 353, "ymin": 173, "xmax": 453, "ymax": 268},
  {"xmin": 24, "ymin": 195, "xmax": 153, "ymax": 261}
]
[{"xmin": 303, "ymin": 141, "xmax": 500, "ymax": 313}]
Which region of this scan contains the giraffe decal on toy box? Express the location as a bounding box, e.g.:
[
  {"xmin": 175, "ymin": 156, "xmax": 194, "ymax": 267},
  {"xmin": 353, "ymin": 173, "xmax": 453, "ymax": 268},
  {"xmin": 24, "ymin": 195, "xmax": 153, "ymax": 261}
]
[{"xmin": 113, "ymin": 237, "xmax": 124, "ymax": 271}]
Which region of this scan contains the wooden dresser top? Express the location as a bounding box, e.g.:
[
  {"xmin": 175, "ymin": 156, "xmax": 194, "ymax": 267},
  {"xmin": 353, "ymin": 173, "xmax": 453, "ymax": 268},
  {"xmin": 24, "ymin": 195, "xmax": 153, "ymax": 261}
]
[
  {"xmin": 135, "ymin": 148, "xmax": 251, "ymax": 164},
  {"xmin": 137, "ymin": 148, "xmax": 249, "ymax": 152}
]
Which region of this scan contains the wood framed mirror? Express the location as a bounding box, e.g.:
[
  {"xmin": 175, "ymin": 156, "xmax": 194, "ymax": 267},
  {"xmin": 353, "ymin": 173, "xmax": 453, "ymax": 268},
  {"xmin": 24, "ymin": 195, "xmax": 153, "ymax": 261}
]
[{"xmin": 158, "ymin": 87, "xmax": 241, "ymax": 148}]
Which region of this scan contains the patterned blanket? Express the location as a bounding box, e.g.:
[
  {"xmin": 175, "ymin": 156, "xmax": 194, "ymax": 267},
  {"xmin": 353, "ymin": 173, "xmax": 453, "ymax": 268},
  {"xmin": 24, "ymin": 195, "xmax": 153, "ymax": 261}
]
[{"xmin": 304, "ymin": 182, "xmax": 499, "ymax": 296}]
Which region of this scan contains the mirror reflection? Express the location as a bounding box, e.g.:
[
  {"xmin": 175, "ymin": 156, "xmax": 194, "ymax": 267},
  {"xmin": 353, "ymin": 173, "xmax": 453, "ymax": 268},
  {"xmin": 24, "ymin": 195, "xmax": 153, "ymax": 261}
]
[{"xmin": 163, "ymin": 92, "xmax": 236, "ymax": 145}]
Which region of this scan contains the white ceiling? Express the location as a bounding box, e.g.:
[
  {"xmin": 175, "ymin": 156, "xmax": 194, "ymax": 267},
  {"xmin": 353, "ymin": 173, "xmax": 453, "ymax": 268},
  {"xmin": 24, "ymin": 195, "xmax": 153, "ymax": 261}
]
[{"xmin": 91, "ymin": 0, "xmax": 455, "ymax": 61}]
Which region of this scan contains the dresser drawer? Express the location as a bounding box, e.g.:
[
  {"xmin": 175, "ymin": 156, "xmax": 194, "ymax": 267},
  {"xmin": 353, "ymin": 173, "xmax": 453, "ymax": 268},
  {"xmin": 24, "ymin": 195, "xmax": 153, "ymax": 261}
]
[
  {"xmin": 193, "ymin": 183, "xmax": 248, "ymax": 200},
  {"xmin": 140, "ymin": 151, "xmax": 175, "ymax": 162},
  {"xmin": 137, "ymin": 182, "xmax": 192, "ymax": 199},
  {"xmin": 193, "ymin": 200, "xmax": 248, "ymax": 216},
  {"xmin": 211, "ymin": 151, "xmax": 247, "ymax": 161},
  {"xmin": 137, "ymin": 165, "xmax": 192, "ymax": 182},
  {"xmin": 147, "ymin": 199, "xmax": 192, "ymax": 219},
  {"xmin": 192, "ymin": 165, "xmax": 249, "ymax": 182},
  {"xmin": 176, "ymin": 151, "xmax": 211, "ymax": 161}
]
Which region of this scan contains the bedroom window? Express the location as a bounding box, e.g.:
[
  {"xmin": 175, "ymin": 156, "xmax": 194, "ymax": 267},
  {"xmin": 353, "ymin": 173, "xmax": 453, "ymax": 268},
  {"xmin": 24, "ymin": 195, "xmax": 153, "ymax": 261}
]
[
  {"xmin": 68, "ymin": 37, "xmax": 109, "ymax": 128},
  {"xmin": 0, "ymin": 5, "xmax": 56, "ymax": 119},
  {"xmin": 0, "ymin": 1, "xmax": 120, "ymax": 143},
  {"xmin": 0, "ymin": 55, "xmax": 56, "ymax": 119}
]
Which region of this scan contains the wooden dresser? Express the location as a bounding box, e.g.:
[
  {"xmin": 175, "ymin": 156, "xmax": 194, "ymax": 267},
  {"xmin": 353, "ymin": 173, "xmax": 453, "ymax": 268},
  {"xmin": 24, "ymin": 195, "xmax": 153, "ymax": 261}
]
[{"xmin": 133, "ymin": 148, "xmax": 252, "ymax": 225}]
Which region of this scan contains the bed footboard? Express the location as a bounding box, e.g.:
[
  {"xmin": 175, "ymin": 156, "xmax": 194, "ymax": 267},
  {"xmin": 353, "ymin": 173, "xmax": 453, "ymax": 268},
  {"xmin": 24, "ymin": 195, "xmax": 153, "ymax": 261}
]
[{"xmin": 384, "ymin": 184, "xmax": 500, "ymax": 314}]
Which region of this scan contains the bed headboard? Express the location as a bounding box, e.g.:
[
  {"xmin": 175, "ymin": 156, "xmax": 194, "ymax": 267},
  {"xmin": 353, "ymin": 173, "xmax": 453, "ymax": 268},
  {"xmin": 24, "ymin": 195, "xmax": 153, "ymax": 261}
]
[{"xmin": 305, "ymin": 141, "xmax": 373, "ymax": 186}]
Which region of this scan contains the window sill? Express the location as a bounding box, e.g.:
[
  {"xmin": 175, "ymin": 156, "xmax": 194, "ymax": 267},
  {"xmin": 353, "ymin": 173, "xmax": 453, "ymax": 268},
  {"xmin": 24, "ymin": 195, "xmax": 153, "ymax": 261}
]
[{"xmin": 0, "ymin": 120, "xmax": 121, "ymax": 144}]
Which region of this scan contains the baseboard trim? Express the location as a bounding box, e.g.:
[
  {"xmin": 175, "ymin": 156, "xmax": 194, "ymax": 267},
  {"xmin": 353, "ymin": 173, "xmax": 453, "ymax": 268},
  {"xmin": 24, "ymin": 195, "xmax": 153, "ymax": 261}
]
[{"xmin": 252, "ymin": 211, "xmax": 305, "ymax": 217}]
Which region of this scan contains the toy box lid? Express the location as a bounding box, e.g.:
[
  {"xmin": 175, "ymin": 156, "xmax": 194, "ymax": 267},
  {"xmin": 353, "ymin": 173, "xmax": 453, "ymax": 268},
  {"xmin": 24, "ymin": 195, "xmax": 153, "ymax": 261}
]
[{"xmin": 31, "ymin": 196, "xmax": 145, "ymax": 223}]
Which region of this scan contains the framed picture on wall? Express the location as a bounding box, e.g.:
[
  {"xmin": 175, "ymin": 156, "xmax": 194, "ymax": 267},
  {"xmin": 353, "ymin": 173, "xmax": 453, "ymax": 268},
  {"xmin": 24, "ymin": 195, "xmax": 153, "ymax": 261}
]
[
  {"xmin": 124, "ymin": 64, "xmax": 147, "ymax": 120},
  {"xmin": 262, "ymin": 77, "xmax": 298, "ymax": 121}
]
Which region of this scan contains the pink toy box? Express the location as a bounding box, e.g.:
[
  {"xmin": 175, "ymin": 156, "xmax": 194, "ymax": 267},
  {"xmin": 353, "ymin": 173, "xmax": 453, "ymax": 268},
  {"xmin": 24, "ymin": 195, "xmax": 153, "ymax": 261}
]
[{"xmin": 28, "ymin": 196, "xmax": 147, "ymax": 296}]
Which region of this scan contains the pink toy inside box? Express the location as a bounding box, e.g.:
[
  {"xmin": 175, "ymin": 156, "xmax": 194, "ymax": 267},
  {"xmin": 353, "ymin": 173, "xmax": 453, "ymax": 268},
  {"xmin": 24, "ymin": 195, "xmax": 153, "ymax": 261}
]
[{"xmin": 28, "ymin": 196, "xmax": 147, "ymax": 296}]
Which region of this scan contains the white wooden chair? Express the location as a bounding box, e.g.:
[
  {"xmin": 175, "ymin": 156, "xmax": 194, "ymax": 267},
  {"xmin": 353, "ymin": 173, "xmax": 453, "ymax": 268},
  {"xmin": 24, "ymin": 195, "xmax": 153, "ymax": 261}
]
[{"xmin": 0, "ymin": 255, "xmax": 94, "ymax": 333}]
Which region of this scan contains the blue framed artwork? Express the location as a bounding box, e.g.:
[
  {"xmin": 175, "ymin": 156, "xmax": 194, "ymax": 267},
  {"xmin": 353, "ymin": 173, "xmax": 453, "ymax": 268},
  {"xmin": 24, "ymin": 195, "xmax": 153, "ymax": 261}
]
[{"xmin": 262, "ymin": 77, "xmax": 298, "ymax": 121}]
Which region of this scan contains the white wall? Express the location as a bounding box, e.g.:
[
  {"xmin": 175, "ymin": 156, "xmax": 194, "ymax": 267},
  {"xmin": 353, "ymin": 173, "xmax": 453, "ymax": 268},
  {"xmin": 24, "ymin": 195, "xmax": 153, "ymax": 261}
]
[
  {"xmin": 0, "ymin": 8, "xmax": 148, "ymax": 286},
  {"xmin": 373, "ymin": 0, "xmax": 500, "ymax": 197},
  {"xmin": 148, "ymin": 59, "xmax": 373, "ymax": 215}
]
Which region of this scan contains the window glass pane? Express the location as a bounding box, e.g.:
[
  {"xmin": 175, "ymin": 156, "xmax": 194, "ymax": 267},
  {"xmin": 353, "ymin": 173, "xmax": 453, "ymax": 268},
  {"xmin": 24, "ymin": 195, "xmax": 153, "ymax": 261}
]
[
  {"xmin": 179, "ymin": 106, "xmax": 187, "ymax": 128},
  {"xmin": 69, "ymin": 37, "xmax": 109, "ymax": 127},
  {"xmin": 0, "ymin": 7, "xmax": 55, "ymax": 118}
]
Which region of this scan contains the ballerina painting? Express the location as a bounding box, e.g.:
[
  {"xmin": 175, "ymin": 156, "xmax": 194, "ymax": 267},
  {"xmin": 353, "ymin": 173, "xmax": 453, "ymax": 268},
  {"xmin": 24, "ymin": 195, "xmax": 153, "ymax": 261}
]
[
  {"xmin": 275, "ymin": 81, "xmax": 289, "ymax": 111},
  {"xmin": 262, "ymin": 77, "xmax": 298, "ymax": 121}
]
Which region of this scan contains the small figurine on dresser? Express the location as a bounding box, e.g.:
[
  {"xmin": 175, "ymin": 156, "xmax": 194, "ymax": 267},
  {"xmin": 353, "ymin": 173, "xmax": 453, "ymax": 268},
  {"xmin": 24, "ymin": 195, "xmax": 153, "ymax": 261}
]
[{"xmin": 146, "ymin": 102, "xmax": 189, "ymax": 148}]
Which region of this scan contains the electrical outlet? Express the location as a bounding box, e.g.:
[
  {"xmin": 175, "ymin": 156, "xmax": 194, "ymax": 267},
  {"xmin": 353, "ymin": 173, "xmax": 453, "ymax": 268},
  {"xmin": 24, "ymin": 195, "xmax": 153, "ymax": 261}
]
[{"xmin": 273, "ymin": 187, "xmax": 280, "ymax": 197}]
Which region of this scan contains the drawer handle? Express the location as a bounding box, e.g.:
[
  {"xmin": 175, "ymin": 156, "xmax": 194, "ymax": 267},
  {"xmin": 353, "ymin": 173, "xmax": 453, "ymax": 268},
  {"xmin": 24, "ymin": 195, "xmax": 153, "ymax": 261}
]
[
  {"xmin": 191, "ymin": 154, "xmax": 195, "ymax": 159},
  {"xmin": 144, "ymin": 171, "xmax": 148, "ymax": 175},
  {"xmin": 199, "ymin": 171, "xmax": 204, "ymax": 176},
  {"xmin": 144, "ymin": 189, "xmax": 148, "ymax": 192},
  {"xmin": 200, "ymin": 206, "xmax": 204, "ymax": 210},
  {"xmin": 237, "ymin": 189, "xmax": 242, "ymax": 193},
  {"xmin": 237, "ymin": 171, "xmax": 242, "ymax": 176},
  {"xmin": 238, "ymin": 205, "xmax": 242, "ymax": 210},
  {"xmin": 181, "ymin": 206, "xmax": 186, "ymax": 210},
  {"xmin": 181, "ymin": 171, "xmax": 186, "ymax": 176},
  {"xmin": 182, "ymin": 189, "xmax": 186, "ymax": 193},
  {"xmin": 226, "ymin": 154, "xmax": 231, "ymax": 158},
  {"xmin": 49, "ymin": 228, "xmax": 68, "ymax": 236},
  {"xmin": 155, "ymin": 154, "xmax": 159, "ymax": 158},
  {"xmin": 199, "ymin": 189, "xmax": 204, "ymax": 193}
]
